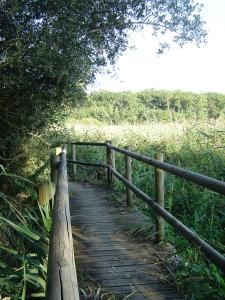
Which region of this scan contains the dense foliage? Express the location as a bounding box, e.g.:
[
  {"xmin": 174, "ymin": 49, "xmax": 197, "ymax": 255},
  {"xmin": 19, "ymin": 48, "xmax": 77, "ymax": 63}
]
[{"xmin": 69, "ymin": 90, "xmax": 225, "ymax": 124}]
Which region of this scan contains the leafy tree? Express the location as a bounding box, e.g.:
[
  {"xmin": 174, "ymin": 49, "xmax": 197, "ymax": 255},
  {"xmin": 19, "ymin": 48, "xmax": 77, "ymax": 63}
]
[
  {"xmin": 205, "ymin": 93, "xmax": 225, "ymax": 119},
  {"xmin": 71, "ymin": 89, "xmax": 225, "ymax": 124},
  {"xmin": 0, "ymin": 0, "xmax": 207, "ymax": 172}
]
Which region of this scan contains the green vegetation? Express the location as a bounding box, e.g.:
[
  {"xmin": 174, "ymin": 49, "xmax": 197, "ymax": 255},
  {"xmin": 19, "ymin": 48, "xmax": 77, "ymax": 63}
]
[
  {"xmin": 0, "ymin": 1, "xmax": 217, "ymax": 299},
  {"xmin": 59, "ymin": 120, "xmax": 225, "ymax": 299},
  {"xmin": 0, "ymin": 174, "xmax": 52, "ymax": 299},
  {"xmin": 68, "ymin": 90, "xmax": 225, "ymax": 124}
]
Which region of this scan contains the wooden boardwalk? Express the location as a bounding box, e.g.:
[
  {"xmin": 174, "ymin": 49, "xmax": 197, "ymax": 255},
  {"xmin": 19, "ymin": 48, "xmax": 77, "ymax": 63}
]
[{"xmin": 70, "ymin": 182, "xmax": 183, "ymax": 300}]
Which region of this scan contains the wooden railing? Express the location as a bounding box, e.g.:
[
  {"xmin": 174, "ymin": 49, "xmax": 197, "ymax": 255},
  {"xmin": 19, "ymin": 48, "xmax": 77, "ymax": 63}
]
[
  {"xmin": 46, "ymin": 148, "xmax": 79, "ymax": 300},
  {"xmin": 69, "ymin": 141, "xmax": 225, "ymax": 273}
]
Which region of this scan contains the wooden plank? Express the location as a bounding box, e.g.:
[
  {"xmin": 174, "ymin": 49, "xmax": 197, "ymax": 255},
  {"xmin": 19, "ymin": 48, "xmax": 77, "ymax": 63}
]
[
  {"xmin": 98, "ymin": 278, "xmax": 167, "ymax": 286},
  {"xmin": 76, "ymin": 250, "xmax": 159, "ymax": 261},
  {"xmin": 121, "ymin": 292, "xmax": 183, "ymax": 300},
  {"xmin": 89, "ymin": 272, "xmax": 162, "ymax": 281},
  {"xmin": 81, "ymin": 263, "xmax": 160, "ymax": 272},
  {"xmin": 76, "ymin": 253, "xmax": 155, "ymax": 261},
  {"xmin": 99, "ymin": 283, "xmax": 174, "ymax": 292},
  {"xmin": 77, "ymin": 259, "xmax": 160, "ymax": 269}
]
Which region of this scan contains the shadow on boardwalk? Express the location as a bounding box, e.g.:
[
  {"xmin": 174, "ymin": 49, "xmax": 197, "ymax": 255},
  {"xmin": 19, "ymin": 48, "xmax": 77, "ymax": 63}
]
[{"xmin": 69, "ymin": 182, "xmax": 183, "ymax": 300}]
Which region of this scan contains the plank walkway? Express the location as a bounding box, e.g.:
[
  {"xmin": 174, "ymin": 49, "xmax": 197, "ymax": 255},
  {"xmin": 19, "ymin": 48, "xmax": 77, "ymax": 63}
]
[{"xmin": 69, "ymin": 182, "xmax": 183, "ymax": 300}]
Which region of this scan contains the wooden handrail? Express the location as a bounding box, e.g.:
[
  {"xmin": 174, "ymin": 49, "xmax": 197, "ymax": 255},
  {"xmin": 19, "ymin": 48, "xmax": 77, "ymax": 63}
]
[
  {"xmin": 71, "ymin": 141, "xmax": 106, "ymax": 146},
  {"xmin": 68, "ymin": 159, "xmax": 105, "ymax": 168},
  {"xmin": 66, "ymin": 141, "xmax": 225, "ymax": 273},
  {"xmin": 46, "ymin": 149, "xmax": 79, "ymax": 300},
  {"xmin": 68, "ymin": 141, "xmax": 225, "ymax": 195},
  {"xmin": 106, "ymin": 143, "xmax": 225, "ymax": 195}
]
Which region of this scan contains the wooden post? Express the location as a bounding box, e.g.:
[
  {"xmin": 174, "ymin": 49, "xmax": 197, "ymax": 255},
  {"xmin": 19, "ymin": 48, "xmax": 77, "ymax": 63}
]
[
  {"xmin": 111, "ymin": 146, "xmax": 115, "ymax": 184},
  {"xmin": 106, "ymin": 140, "xmax": 113, "ymax": 186},
  {"xmin": 72, "ymin": 144, "xmax": 77, "ymax": 179},
  {"xmin": 111, "ymin": 149, "xmax": 115, "ymax": 170},
  {"xmin": 50, "ymin": 155, "xmax": 59, "ymax": 187},
  {"xmin": 125, "ymin": 146, "xmax": 132, "ymax": 207},
  {"xmin": 56, "ymin": 147, "xmax": 62, "ymax": 156},
  {"xmin": 155, "ymin": 152, "xmax": 165, "ymax": 243},
  {"xmin": 46, "ymin": 149, "xmax": 79, "ymax": 300}
]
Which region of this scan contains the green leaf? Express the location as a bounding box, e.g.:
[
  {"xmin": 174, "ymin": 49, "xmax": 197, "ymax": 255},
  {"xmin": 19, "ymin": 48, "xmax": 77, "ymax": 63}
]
[
  {"xmin": 0, "ymin": 260, "xmax": 7, "ymax": 268},
  {"xmin": 25, "ymin": 274, "xmax": 46, "ymax": 289},
  {"xmin": 21, "ymin": 260, "xmax": 26, "ymax": 300},
  {"xmin": 0, "ymin": 245, "xmax": 19, "ymax": 255},
  {"xmin": 0, "ymin": 216, "xmax": 40, "ymax": 241},
  {"xmin": 30, "ymin": 292, "xmax": 46, "ymax": 298},
  {"xmin": 38, "ymin": 202, "xmax": 52, "ymax": 233}
]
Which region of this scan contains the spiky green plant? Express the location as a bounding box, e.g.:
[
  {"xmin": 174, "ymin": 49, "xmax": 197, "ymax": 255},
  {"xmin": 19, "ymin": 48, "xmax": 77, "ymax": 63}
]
[{"xmin": 0, "ymin": 198, "xmax": 52, "ymax": 299}]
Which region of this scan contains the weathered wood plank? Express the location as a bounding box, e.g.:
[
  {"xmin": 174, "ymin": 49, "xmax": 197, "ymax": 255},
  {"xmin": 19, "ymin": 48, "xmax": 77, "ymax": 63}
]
[{"xmin": 81, "ymin": 264, "xmax": 159, "ymax": 272}]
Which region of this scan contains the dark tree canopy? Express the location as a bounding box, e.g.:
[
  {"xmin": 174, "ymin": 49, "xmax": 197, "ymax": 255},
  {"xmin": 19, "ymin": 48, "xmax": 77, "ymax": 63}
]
[{"xmin": 0, "ymin": 0, "xmax": 206, "ymax": 165}]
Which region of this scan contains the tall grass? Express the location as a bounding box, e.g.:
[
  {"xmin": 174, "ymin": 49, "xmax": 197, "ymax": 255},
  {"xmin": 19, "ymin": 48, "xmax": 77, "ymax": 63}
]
[{"xmin": 0, "ymin": 165, "xmax": 52, "ymax": 299}]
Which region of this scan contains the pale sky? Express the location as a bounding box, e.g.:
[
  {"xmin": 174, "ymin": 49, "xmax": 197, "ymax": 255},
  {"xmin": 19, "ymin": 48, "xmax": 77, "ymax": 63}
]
[{"xmin": 89, "ymin": 0, "xmax": 225, "ymax": 94}]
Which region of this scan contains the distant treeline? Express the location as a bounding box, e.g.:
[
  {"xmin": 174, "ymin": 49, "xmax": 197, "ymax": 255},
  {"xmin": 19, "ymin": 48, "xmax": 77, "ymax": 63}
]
[{"xmin": 70, "ymin": 90, "xmax": 225, "ymax": 123}]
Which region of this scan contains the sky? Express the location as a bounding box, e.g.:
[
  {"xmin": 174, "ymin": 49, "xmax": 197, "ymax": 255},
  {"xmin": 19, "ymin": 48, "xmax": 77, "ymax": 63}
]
[{"xmin": 89, "ymin": 0, "xmax": 225, "ymax": 94}]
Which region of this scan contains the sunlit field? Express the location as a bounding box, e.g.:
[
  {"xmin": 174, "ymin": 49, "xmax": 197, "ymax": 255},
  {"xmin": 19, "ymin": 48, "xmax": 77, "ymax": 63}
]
[{"xmin": 67, "ymin": 122, "xmax": 186, "ymax": 143}]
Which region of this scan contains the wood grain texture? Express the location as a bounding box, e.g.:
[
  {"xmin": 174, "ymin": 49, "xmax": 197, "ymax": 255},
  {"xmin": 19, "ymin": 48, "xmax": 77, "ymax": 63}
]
[
  {"xmin": 46, "ymin": 150, "xmax": 79, "ymax": 300},
  {"xmin": 72, "ymin": 144, "xmax": 77, "ymax": 178},
  {"xmin": 155, "ymin": 152, "xmax": 165, "ymax": 242},
  {"xmin": 70, "ymin": 182, "xmax": 183, "ymax": 299},
  {"xmin": 125, "ymin": 146, "xmax": 133, "ymax": 207}
]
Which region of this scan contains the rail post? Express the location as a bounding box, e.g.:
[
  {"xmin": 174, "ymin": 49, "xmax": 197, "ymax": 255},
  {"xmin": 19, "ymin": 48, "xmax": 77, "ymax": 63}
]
[
  {"xmin": 155, "ymin": 152, "xmax": 165, "ymax": 243},
  {"xmin": 125, "ymin": 146, "xmax": 133, "ymax": 207},
  {"xmin": 106, "ymin": 140, "xmax": 113, "ymax": 186},
  {"xmin": 111, "ymin": 146, "xmax": 115, "ymax": 184},
  {"xmin": 72, "ymin": 144, "xmax": 77, "ymax": 179},
  {"xmin": 50, "ymin": 147, "xmax": 61, "ymax": 186},
  {"xmin": 111, "ymin": 147, "xmax": 115, "ymax": 169},
  {"xmin": 46, "ymin": 148, "xmax": 79, "ymax": 299}
]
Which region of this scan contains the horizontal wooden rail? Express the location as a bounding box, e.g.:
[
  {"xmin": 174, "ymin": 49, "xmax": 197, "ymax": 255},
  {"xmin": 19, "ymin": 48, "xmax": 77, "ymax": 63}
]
[
  {"xmin": 106, "ymin": 143, "xmax": 225, "ymax": 195},
  {"xmin": 71, "ymin": 141, "xmax": 106, "ymax": 146},
  {"xmin": 68, "ymin": 159, "xmax": 105, "ymax": 168},
  {"xmin": 109, "ymin": 166, "xmax": 225, "ymax": 272},
  {"xmin": 46, "ymin": 149, "xmax": 79, "ymax": 300}
]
